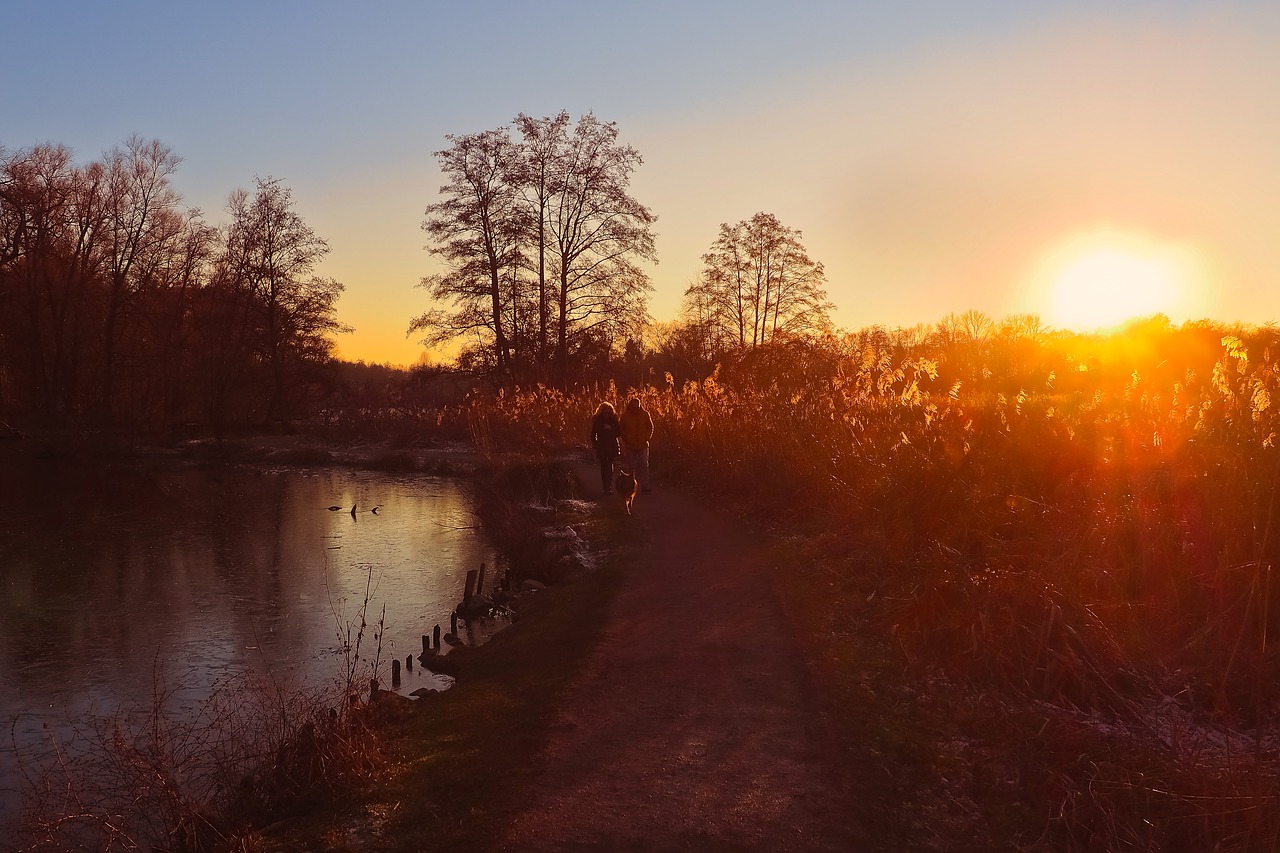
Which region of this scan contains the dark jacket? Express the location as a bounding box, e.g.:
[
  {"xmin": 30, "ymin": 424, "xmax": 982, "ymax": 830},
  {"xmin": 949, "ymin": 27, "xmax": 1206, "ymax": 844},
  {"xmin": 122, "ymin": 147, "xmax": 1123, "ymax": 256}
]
[{"xmin": 591, "ymin": 409, "xmax": 621, "ymax": 458}]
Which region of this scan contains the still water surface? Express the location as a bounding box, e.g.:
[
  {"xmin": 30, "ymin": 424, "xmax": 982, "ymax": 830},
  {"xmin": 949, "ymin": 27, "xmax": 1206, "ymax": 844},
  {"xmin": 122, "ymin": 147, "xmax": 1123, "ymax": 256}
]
[{"xmin": 0, "ymin": 454, "xmax": 499, "ymax": 823}]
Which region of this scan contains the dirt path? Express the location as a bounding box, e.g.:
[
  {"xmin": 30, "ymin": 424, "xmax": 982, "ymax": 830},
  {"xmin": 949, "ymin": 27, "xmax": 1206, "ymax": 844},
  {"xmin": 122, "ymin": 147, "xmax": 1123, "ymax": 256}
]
[{"xmin": 500, "ymin": 462, "xmax": 864, "ymax": 851}]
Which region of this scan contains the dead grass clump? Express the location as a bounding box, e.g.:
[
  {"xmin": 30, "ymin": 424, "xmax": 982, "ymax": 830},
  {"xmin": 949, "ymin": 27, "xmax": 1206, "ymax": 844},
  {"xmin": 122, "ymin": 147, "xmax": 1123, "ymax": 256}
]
[
  {"xmin": 889, "ymin": 552, "xmax": 1138, "ymax": 713},
  {"xmin": 14, "ymin": 671, "xmax": 383, "ymax": 853},
  {"xmin": 962, "ymin": 702, "xmax": 1280, "ymax": 852}
]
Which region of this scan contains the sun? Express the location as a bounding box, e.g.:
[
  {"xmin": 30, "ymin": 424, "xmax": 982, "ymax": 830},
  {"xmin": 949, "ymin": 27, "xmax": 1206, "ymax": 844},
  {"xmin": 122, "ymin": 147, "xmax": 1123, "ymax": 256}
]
[{"xmin": 1031, "ymin": 229, "xmax": 1204, "ymax": 332}]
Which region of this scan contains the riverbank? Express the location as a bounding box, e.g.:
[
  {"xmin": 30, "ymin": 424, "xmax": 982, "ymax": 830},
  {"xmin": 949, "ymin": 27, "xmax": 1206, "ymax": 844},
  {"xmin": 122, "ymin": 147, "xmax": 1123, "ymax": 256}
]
[
  {"xmin": 1, "ymin": 432, "xmax": 613, "ymax": 848},
  {"xmin": 253, "ymin": 455, "xmax": 630, "ymax": 851},
  {"xmin": 252, "ymin": 456, "xmax": 913, "ymax": 851},
  {"xmin": 0, "ymin": 426, "xmax": 482, "ymax": 473},
  {"xmin": 152, "ymin": 440, "xmax": 931, "ymax": 850}
]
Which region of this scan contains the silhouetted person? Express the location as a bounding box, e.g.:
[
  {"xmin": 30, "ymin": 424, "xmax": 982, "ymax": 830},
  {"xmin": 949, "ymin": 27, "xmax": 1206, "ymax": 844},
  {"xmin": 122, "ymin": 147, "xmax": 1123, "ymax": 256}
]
[
  {"xmin": 619, "ymin": 396, "xmax": 654, "ymax": 493},
  {"xmin": 590, "ymin": 401, "xmax": 621, "ymax": 494}
]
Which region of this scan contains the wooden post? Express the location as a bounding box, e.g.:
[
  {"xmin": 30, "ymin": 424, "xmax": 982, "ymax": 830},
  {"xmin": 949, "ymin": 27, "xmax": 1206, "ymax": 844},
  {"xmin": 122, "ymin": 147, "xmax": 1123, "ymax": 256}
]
[
  {"xmin": 392, "ymin": 659, "xmax": 401, "ymax": 687},
  {"xmin": 422, "ymin": 634, "xmax": 430, "ymax": 657},
  {"xmin": 369, "ymin": 678, "xmax": 380, "ymax": 700},
  {"xmin": 405, "ymin": 654, "xmax": 413, "ymax": 672},
  {"xmin": 463, "ymin": 569, "xmax": 478, "ymax": 612},
  {"xmin": 433, "ymin": 623, "xmax": 442, "ymax": 651},
  {"xmin": 477, "ymin": 562, "xmax": 487, "ymax": 596},
  {"xmin": 450, "ymin": 610, "xmax": 458, "ymax": 635}
]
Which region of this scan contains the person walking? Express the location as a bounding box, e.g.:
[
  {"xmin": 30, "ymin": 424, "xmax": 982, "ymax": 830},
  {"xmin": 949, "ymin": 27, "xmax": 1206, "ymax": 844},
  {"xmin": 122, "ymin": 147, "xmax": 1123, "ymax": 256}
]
[
  {"xmin": 619, "ymin": 396, "xmax": 654, "ymax": 493},
  {"xmin": 590, "ymin": 401, "xmax": 622, "ymax": 494}
]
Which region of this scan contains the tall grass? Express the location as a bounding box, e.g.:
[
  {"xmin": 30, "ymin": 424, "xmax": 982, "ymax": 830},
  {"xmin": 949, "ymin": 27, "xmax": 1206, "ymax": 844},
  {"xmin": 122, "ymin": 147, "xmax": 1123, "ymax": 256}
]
[{"xmin": 439, "ymin": 319, "xmax": 1280, "ymax": 849}]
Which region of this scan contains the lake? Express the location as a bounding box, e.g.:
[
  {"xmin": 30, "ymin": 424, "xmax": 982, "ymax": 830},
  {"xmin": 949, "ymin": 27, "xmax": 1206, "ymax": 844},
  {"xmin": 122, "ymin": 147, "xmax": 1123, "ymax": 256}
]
[{"xmin": 0, "ymin": 451, "xmax": 500, "ymax": 827}]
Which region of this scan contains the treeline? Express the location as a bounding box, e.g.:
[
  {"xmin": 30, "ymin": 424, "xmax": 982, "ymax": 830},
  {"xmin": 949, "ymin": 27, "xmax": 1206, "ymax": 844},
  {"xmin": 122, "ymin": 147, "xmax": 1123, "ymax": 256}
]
[
  {"xmin": 0, "ymin": 113, "xmax": 848, "ymax": 433},
  {"xmin": 412, "ymin": 112, "xmax": 835, "ymax": 385},
  {"xmin": 0, "ymin": 138, "xmax": 345, "ymax": 432}
]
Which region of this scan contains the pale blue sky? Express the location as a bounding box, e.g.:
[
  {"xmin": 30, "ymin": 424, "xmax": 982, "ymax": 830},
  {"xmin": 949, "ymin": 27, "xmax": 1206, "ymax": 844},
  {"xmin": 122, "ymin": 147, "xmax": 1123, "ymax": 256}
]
[{"xmin": 5, "ymin": 1, "xmax": 1277, "ymax": 363}]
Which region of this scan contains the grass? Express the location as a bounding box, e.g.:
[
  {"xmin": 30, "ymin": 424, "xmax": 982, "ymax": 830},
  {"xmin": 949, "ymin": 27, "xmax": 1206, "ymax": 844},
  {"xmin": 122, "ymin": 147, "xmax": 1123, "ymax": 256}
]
[{"xmin": 763, "ymin": 491, "xmax": 1280, "ymax": 852}]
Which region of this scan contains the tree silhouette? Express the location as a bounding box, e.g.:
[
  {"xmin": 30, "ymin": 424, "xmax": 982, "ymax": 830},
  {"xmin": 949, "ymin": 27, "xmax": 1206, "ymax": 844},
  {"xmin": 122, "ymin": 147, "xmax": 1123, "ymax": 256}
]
[
  {"xmin": 414, "ymin": 112, "xmax": 656, "ymax": 384},
  {"xmin": 217, "ymin": 177, "xmax": 348, "ymax": 426},
  {"xmin": 541, "ymin": 112, "xmax": 656, "ymax": 381},
  {"xmin": 96, "ymin": 137, "xmax": 186, "ymax": 423},
  {"xmin": 414, "ymin": 128, "xmax": 527, "ymax": 376},
  {"xmin": 683, "ymin": 212, "xmax": 831, "ymax": 353},
  {"xmin": 1, "ymin": 143, "xmax": 97, "ymax": 421},
  {"xmin": 0, "ymin": 141, "xmax": 351, "ymax": 432},
  {"xmin": 513, "ymin": 110, "xmax": 573, "ymax": 368}
]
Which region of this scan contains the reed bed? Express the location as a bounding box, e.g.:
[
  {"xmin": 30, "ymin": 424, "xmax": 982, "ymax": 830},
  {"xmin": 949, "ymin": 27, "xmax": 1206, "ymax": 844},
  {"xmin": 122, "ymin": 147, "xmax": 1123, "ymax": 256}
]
[{"xmin": 439, "ymin": 320, "xmax": 1280, "ymax": 850}]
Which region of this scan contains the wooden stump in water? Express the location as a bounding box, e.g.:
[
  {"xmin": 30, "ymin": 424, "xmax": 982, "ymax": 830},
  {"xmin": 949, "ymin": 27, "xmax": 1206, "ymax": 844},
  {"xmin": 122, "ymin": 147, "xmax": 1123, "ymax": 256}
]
[
  {"xmin": 463, "ymin": 569, "xmax": 478, "ymax": 612},
  {"xmin": 392, "ymin": 658, "xmax": 401, "ymax": 687}
]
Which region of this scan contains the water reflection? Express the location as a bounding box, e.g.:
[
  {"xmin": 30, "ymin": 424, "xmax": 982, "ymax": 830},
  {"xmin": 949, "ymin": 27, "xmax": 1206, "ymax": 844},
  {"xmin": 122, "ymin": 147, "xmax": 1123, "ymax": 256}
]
[{"xmin": 0, "ymin": 454, "xmax": 499, "ymax": 824}]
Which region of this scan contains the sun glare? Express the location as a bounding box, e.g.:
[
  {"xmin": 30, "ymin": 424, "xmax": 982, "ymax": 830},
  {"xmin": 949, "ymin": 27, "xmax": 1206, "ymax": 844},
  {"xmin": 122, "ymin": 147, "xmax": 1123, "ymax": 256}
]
[{"xmin": 1032, "ymin": 230, "xmax": 1204, "ymax": 332}]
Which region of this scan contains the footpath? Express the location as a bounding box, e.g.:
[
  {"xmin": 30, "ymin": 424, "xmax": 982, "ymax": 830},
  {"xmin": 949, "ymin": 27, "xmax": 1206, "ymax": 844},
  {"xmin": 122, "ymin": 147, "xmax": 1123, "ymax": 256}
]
[{"xmin": 499, "ymin": 461, "xmax": 864, "ymax": 851}]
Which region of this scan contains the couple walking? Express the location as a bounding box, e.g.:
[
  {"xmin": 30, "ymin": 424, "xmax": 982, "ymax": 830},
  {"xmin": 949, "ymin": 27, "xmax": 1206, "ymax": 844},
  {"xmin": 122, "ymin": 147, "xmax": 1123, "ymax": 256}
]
[{"xmin": 590, "ymin": 397, "xmax": 653, "ymax": 495}]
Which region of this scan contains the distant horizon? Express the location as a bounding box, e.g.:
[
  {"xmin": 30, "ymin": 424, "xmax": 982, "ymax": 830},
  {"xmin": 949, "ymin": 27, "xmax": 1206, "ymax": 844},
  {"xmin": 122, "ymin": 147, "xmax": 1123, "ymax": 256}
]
[{"xmin": 332, "ymin": 308, "xmax": 1254, "ymax": 371}]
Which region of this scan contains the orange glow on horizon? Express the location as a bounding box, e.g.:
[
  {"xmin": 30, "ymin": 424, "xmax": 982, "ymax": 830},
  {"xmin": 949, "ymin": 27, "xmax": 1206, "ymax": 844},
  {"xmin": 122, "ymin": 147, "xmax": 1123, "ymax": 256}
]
[{"xmin": 1028, "ymin": 229, "xmax": 1208, "ymax": 332}]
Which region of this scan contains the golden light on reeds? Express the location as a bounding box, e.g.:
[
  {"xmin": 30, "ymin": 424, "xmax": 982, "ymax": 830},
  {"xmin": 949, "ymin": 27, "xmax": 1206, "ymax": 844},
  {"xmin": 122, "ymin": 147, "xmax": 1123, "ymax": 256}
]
[{"xmin": 1030, "ymin": 228, "xmax": 1207, "ymax": 332}]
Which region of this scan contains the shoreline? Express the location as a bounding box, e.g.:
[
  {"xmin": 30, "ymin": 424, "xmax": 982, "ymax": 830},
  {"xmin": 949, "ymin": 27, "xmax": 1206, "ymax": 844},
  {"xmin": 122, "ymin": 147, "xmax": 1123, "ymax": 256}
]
[{"xmin": 3, "ymin": 431, "xmax": 612, "ymax": 850}]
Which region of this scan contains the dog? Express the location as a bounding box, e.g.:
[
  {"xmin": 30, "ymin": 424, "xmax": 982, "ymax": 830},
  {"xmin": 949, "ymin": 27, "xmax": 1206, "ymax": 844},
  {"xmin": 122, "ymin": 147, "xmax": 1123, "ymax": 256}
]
[{"xmin": 614, "ymin": 468, "xmax": 638, "ymax": 516}]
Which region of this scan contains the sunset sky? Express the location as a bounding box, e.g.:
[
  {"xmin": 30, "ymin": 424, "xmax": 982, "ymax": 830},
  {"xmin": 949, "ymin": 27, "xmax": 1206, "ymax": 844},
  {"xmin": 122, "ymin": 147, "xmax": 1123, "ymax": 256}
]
[{"xmin": 6, "ymin": 1, "xmax": 1278, "ymax": 365}]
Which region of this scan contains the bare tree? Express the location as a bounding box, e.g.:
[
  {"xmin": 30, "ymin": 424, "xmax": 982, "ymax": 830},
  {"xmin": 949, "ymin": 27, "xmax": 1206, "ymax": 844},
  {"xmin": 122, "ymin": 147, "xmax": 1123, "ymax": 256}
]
[
  {"xmin": 544, "ymin": 112, "xmax": 656, "ymax": 380},
  {"xmin": 95, "ymin": 136, "xmax": 186, "ymax": 423},
  {"xmin": 512, "ymin": 111, "xmax": 572, "ymax": 368},
  {"xmin": 684, "ymin": 212, "xmax": 831, "ymax": 350},
  {"xmin": 145, "ymin": 208, "xmax": 217, "ymax": 424},
  {"xmin": 935, "ymin": 310, "xmax": 996, "ymax": 346},
  {"xmin": 218, "ymin": 177, "xmax": 348, "ymax": 426},
  {"xmin": 415, "ymin": 112, "xmax": 656, "ymax": 384},
  {"xmin": 414, "ymin": 128, "xmax": 528, "ymax": 376},
  {"xmin": 0, "ymin": 144, "xmax": 100, "ymax": 421},
  {"xmin": 0, "ymin": 142, "xmax": 346, "ymax": 431},
  {"xmin": 0, "ymin": 142, "xmax": 205, "ymax": 426}
]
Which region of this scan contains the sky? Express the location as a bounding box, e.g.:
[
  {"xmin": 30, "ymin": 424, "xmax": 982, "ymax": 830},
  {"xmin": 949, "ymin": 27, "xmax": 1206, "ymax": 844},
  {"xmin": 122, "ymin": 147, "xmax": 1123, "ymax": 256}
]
[{"xmin": 5, "ymin": 1, "xmax": 1278, "ymax": 365}]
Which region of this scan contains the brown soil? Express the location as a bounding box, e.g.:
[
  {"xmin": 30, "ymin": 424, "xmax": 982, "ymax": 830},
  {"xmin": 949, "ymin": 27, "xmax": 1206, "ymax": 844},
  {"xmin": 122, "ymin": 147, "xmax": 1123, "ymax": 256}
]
[{"xmin": 498, "ymin": 462, "xmax": 865, "ymax": 851}]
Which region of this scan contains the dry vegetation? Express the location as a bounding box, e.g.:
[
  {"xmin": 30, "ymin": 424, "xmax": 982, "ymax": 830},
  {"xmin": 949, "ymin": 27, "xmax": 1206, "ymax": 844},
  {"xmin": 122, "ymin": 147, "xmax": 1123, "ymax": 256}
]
[
  {"xmin": 11, "ymin": 575, "xmax": 395, "ymax": 852},
  {"xmin": 15, "ymin": 313, "xmax": 1280, "ymax": 850},
  {"xmin": 428, "ymin": 316, "xmax": 1280, "ymax": 851}
]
